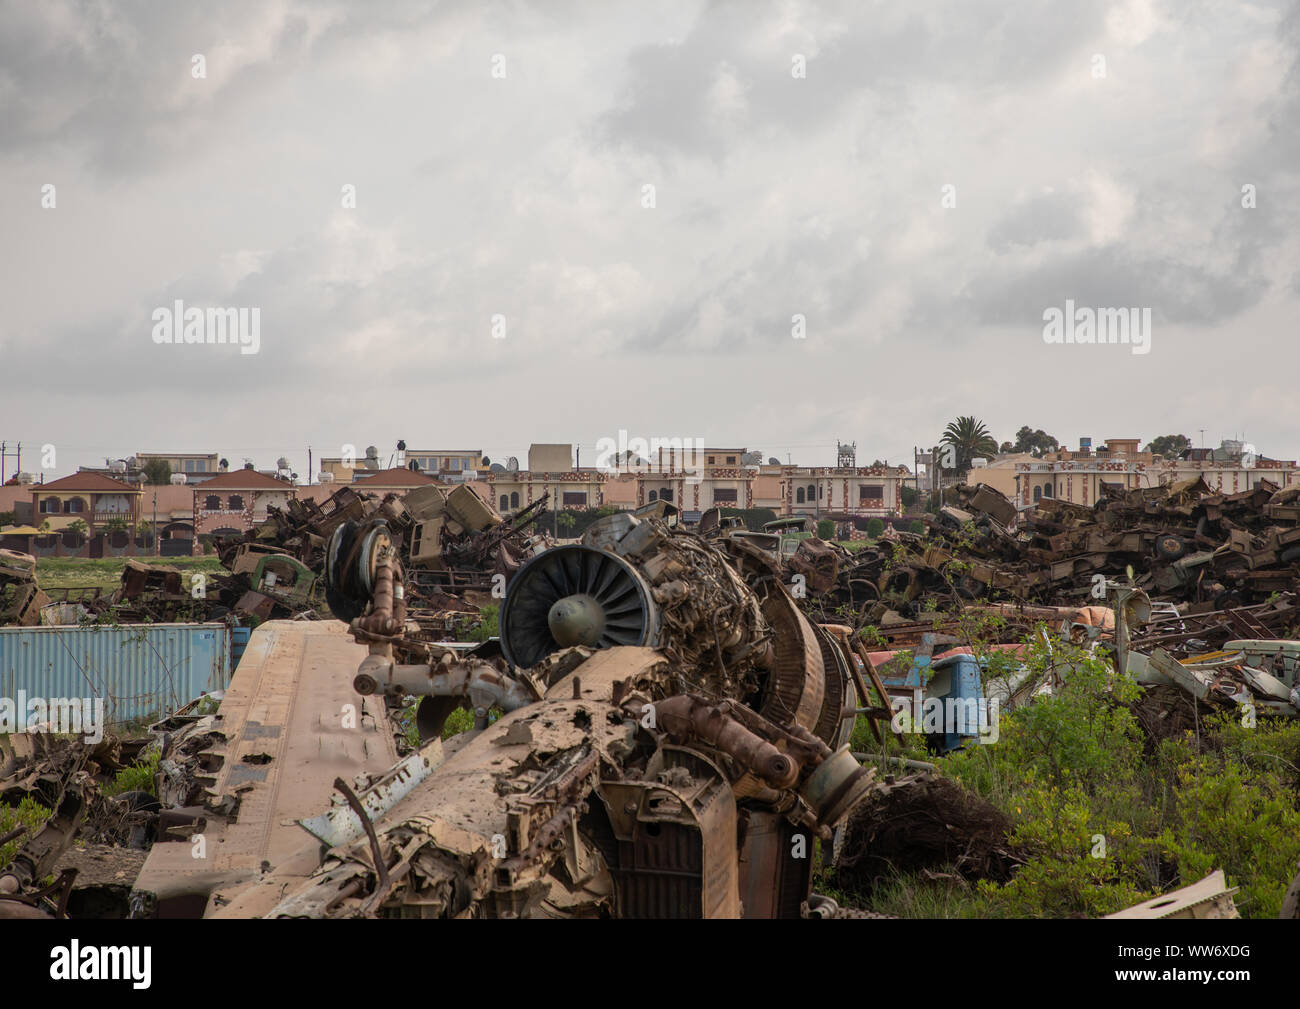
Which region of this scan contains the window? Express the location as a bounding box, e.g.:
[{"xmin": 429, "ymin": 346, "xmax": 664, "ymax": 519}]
[
  {"xmin": 796, "ymin": 487, "xmax": 805, "ymax": 504},
  {"xmin": 562, "ymin": 491, "xmax": 587, "ymax": 507},
  {"xmin": 65, "ymin": 497, "xmax": 85, "ymax": 513},
  {"xmin": 205, "ymin": 495, "xmax": 220, "ymax": 510},
  {"xmin": 707, "ymin": 456, "xmax": 715, "ymax": 465},
  {"xmin": 510, "ymin": 492, "xmax": 519, "ymax": 509},
  {"xmin": 1033, "ymin": 486, "xmax": 1042, "ymax": 503},
  {"xmin": 229, "ymin": 495, "xmax": 244, "ymax": 510},
  {"xmin": 648, "ymin": 490, "xmax": 658, "ymax": 501},
  {"xmin": 806, "ymin": 484, "xmax": 815, "ymax": 500},
  {"xmin": 659, "ymin": 488, "xmax": 672, "ymax": 503},
  {"xmin": 713, "ymin": 488, "xmax": 738, "ymax": 503},
  {"xmin": 1042, "ymin": 484, "xmax": 1053, "ymax": 498},
  {"xmin": 500, "ymin": 495, "xmax": 509, "ymax": 511},
  {"xmin": 725, "ymin": 456, "xmax": 735, "ymax": 464},
  {"xmin": 39, "ymin": 498, "xmax": 60, "ymax": 514},
  {"xmin": 859, "ymin": 485, "xmax": 884, "ymax": 501}
]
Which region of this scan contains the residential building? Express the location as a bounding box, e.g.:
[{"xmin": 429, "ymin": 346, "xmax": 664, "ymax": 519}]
[
  {"xmin": 137, "ymin": 451, "xmax": 221, "ymax": 477},
  {"xmin": 31, "ymin": 472, "xmax": 143, "ymax": 532},
  {"xmin": 974, "ymin": 437, "xmax": 1300, "ymax": 510},
  {"xmin": 348, "ymin": 467, "xmax": 438, "ymax": 493},
  {"xmin": 779, "ymin": 465, "xmax": 909, "ymax": 518},
  {"xmin": 192, "ymin": 469, "xmax": 296, "ymax": 548},
  {"xmin": 404, "ymin": 449, "xmax": 484, "ymax": 476}
]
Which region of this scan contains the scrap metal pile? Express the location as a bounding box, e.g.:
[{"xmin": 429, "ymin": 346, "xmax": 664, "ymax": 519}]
[
  {"xmin": 234, "ymin": 510, "xmax": 882, "ymax": 918},
  {"xmin": 0, "ymin": 731, "xmax": 175, "ymax": 919},
  {"xmin": 2, "ymin": 484, "xmax": 550, "ymax": 630},
  {"xmin": 793, "ymin": 481, "xmax": 1300, "ymax": 645}
]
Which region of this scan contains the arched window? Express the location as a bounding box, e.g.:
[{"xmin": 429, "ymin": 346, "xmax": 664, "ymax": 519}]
[
  {"xmin": 228, "ymin": 495, "xmax": 244, "ymax": 510},
  {"xmin": 807, "ymin": 484, "xmax": 816, "ymax": 500},
  {"xmin": 660, "ymin": 488, "xmax": 672, "ymax": 502},
  {"xmin": 500, "ymin": 495, "xmax": 509, "ymax": 511},
  {"xmin": 65, "ymin": 497, "xmax": 85, "ymax": 513},
  {"xmin": 796, "ymin": 487, "xmax": 806, "ymax": 504},
  {"xmin": 510, "ymin": 492, "xmax": 519, "ymax": 509},
  {"xmin": 205, "ymin": 495, "xmax": 220, "ymax": 510},
  {"xmin": 1042, "ymin": 485, "xmax": 1053, "ymax": 499},
  {"xmin": 39, "ymin": 498, "xmax": 60, "ymax": 514},
  {"xmin": 1033, "ymin": 486, "xmax": 1042, "ymax": 503}
]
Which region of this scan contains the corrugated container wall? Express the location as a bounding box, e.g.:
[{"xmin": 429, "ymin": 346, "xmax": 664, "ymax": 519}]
[{"xmin": 0, "ymin": 623, "xmax": 232, "ymax": 729}]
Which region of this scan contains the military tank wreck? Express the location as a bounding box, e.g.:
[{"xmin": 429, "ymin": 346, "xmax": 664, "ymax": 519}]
[{"xmin": 255, "ymin": 510, "xmax": 876, "ymax": 918}]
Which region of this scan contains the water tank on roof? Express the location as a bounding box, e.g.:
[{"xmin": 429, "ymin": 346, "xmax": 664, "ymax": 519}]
[
  {"xmin": 170, "ymin": 474, "xmax": 188, "ymax": 484},
  {"xmin": 319, "ymin": 472, "xmax": 335, "ymax": 483}
]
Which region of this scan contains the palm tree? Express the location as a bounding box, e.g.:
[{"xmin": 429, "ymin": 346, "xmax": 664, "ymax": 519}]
[{"xmin": 940, "ymin": 416, "xmax": 999, "ymax": 470}]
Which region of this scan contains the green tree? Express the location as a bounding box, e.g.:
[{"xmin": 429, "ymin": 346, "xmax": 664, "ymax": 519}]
[
  {"xmin": 1011, "ymin": 426, "xmax": 1060, "ymax": 457},
  {"xmin": 1144, "ymin": 434, "xmax": 1191, "ymax": 458},
  {"xmin": 67, "ymin": 518, "xmax": 89, "ymax": 541},
  {"xmin": 816, "ymin": 518, "xmax": 836, "ymax": 540},
  {"xmin": 142, "ymin": 458, "xmax": 171, "ymax": 485},
  {"xmin": 866, "ymin": 517, "xmax": 885, "ymax": 538},
  {"xmin": 102, "ymin": 516, "xmax": 129, "ymax": 534},
  {"xmin": 940, "ymin": 416, "xmax": 998, "ymax": 471}
]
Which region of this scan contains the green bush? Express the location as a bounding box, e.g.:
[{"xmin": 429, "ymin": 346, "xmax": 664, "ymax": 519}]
[
  {"xmin": 817, "ymin": 519, "xmax": 836, "ymax": 540},
  {"xmin": 866, "ymin": 518, "xmax": 885, "ymax": 538},
  {"xmin": 0, "ymin": 797, "xmax": 52, "ymax": 870},
  {"xmin": 105, "ymin": 749, "xmax": 160, "ymax": 798}
]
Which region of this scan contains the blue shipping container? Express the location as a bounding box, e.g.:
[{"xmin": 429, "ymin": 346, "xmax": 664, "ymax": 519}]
[{"xmin": 0, "ymin": 623, "xmax": 232, "ymax": 729}]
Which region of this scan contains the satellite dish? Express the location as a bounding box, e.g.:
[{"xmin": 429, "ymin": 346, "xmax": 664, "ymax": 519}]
[
  {"xmin": 490, "ymin": 463, "xmax": 506, "ymax": 473},
  {"xmin": 481, "ymin": 456, "xmax": 491, "ymax": 467},
  {"xmin": 507, "ymin": 457, "xmax": 519, "ymax": 472},
  {"xmin": 741, "ymin": 452, "xmax": 762, "ymax": 465},
  {"xmin": 768, "ymin": 457, "xmax": 781, "ymax": 466},
  {"xmin": 396, "ymin": 439, "xmax": 407, "ymax": 451}
]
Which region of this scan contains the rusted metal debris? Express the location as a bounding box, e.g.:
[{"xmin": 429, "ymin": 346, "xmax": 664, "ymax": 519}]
[{"xmin": 123, "ymin": 510, "xmax": 886, "ymax": 918}]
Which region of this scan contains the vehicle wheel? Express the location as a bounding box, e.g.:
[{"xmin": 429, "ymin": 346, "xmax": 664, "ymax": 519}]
[{"xmin": 1156, "ymin": 534, "xmax": 1187, "ymax": 561}]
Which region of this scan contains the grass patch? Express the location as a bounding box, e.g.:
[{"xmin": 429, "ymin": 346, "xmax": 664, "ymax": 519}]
[{"xmin": 36, "ymin": 557, "xmax": 226, "ymax": 592}]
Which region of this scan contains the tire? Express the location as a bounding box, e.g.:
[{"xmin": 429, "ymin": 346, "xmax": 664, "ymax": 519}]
[{"xmin": 1156, "ymin": 534, "xmax": 1188, "ymax": 561}]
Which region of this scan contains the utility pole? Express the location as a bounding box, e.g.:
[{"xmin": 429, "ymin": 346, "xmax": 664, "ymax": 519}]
[
  {"xmin": 1, "ymin": 441, "xmax": 5, "ymax": 484},
  {"xmin": 152, "ymin": 492, "xmax": 158, "ymax": 557},
  {"xmin": 308, "ymin": 447, "xmax": 313, "ymax": 485}
]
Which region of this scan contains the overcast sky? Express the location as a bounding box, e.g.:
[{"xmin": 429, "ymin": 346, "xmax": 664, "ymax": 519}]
[{"xmin": 1, "ymin": 0, "xmax": 1297, "ymax": 480}]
